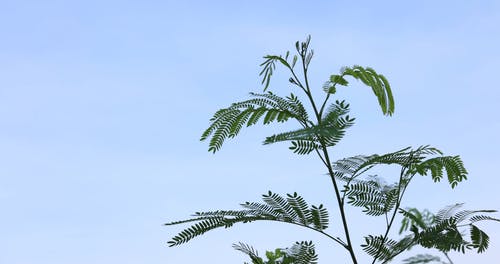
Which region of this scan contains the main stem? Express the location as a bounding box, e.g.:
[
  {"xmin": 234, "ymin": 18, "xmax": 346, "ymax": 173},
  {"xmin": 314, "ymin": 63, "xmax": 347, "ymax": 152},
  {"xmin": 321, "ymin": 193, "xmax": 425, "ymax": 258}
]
[
  {"xmin": 300, "ymin": 60, "xmax": 358, "ymax": 264},
  {"xmin": 322, "ymin": 146, "xmax": 359, "ymax": 264}
]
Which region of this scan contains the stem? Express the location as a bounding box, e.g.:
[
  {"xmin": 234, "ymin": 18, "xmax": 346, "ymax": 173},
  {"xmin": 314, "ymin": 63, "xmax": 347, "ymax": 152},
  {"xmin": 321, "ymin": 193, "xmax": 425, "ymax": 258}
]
[
  {"xmin": 286, "ymin": 41, "xmax": 358, "ymax": 263},
  {"xmin": 371, "ymin": 166, "xmax": 407, "ymax": 264},
  {"xmin": 314, "ymin": 148, "xmax": 329, "ymax": 167},
  {"xmin": 297, "ymin": 49, "xmax": 359, "ymax": 264},
  {"xmin": 322, "ymin": 146, "xmax": 359, "ymax": 264},
  {"xmin": 444, "ymin": 252, "xmax": 454, "ymax": 264},
  {"xmin": 319, "ymin": 93, "xmax": 331, "ymax": 118},
  {"xmin": 301, "ymin": 55, "xmax": 322, "ymax": 123}
]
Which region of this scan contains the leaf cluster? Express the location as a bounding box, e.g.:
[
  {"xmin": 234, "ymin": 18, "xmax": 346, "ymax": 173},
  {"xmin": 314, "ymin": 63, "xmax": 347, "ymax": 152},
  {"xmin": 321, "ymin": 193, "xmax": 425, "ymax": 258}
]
[
  {"xmin": 334, "ymin": 145, "xmax": 467, "ymax": 190},
  {"xmin": 201, "ymin": 92, "xmax": 309, "ymax": 153},
  {"xmin": 234, "ymin": 241, "xmax": 318, "ymax": 264},
  {"xmin": 324, "ymin": 66, "xmax": 394, "ymax": 116},
  {"xmin": 361, "ymin": 204, "xmax": 500, "ymax": 263},
  {"xmin": 202, "ymin": 36, "xmax": 397, "ymax": 155},
  {"xmin": 330, "ymin": 146, "xmax": 468, "ymax": 219},
  {"xmin": 165, "ymin": 192, "xmax": 330, "ymax": 247},
  {"xmin": 361, "ymin": 234, "xmax": 415, "ymax": 262},
  {"xmin": 266, "ymin": 100, "xmax": 354, "ymax": 155},
  {"xmin": 405, "ymin": 204, "xmax": 500, "ymax": 254}
]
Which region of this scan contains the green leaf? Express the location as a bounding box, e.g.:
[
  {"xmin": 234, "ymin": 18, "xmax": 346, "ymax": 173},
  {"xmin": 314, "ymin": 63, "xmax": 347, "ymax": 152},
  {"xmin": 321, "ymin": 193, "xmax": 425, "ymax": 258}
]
[
  {"xmin": 286, "ymin": 192, "xmax": 312, "ymax": 225},
  {"xmin": 309, "ymin": 204, "xmax": 329, "ymax": 230},
  {"xmin": 235, "ymin": 241, "xmax": 318, "ymax": 264},
  {"xmin": 470, "ymin": 225, "xmax": 489, "ymax": 253},
  {"xmin": 287, "ymin": 241, "xmax": 318, "ymax": 264},
  {"xmin": 330, "ymin": 74, "xmax": 349, "ymax": 86},
  {"xmin": 264, "ymin": 100, "xmax": 354, "ymax": 153},
  {"xmin": 289, "ymin": 140, "xmax": 320, "ymax": 155},
  {"xmin": 342, "ymin": 65, "xmax": 395, "ymax": 116},
  {"xmin": 201, "ymin": 93, "xmax": 308, "ymax": 152},
  {"xmin": 259, "ymin": 55, "xmax": 291, "ymax": 91},
  {"xmin": 166, "ymin": 192, "xmax": 330, "ymax": 246},
  {"xmin": 416, "ymin": 156, "xmax": 468, "ymax": 188},
  {"xmin": 344, "ymin": 179, "xmax": 398, "ymax": 216},
  {"xmin": 233, "ymin": 242, "xmax": 264, "ymax": 264}
]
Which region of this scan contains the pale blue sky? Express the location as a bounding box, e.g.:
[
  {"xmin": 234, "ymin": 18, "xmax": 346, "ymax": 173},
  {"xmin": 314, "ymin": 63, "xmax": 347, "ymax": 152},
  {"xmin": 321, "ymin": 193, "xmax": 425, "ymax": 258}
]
[{"xmin": 1, "ymin": 1, "xmax": 499, "ymax": 263}]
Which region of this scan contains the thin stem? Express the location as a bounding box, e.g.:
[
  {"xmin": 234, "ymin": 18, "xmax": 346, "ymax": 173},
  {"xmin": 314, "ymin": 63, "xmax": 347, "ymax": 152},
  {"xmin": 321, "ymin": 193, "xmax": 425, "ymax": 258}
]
[
  {"xmin": 297, "ymin": 47, "xmax": 359, "ymax": 264},
  {"xmin": 444, "ymin": 252, "xmax": 454, "ymax": 264},
  {"xmin": 371, "ymin": 166, "xmax": 407, "ymax": 264},
  {"xmin": 314, "ymin": 148, "xmax": 329, "ymax": 167},
  {"xmin": 385, "ymin": 212, "xmax": 389, "ymax": 227},
  {"xmin": 301, "ymin": 54, "xmax": 322, "ymax": 123},
  {"xmin": 319, "ymin": 93, "xmax": 331, "ymax": 118},
  {"xmin": 289, "ymin": 67, "xmax": 308, "ymax": 95},
  {"xmin": 287, "ymin": 40, "xmax": 358, "ymax": 263},
  {"xmin": 322, "ymin": 146, "xmax": 359, "ymax": 264},
  {"xmin": 379, "ymin": 174, "xmax": 418, "ymax": 263}
]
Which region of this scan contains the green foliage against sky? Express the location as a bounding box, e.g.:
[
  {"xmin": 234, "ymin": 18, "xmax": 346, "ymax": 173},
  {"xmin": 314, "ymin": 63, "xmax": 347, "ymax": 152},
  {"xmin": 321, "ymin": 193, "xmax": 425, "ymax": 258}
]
[{"xmin": 166, "ymin": 37, "xmax": 499, "ymax": 263}]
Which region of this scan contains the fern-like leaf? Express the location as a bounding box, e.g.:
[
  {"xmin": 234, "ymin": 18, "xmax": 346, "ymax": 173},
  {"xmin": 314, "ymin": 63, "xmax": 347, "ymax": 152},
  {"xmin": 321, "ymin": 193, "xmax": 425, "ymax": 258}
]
[
  {"xmin": 166, "ymin": 192, "xmax": 330, "ymax": 246},
  {"xmin": 341, "ymin": 65, "xmax": 395, "ymax": 116},
  {"xmin": 262, "ymin": 191, "xmax": 297, "ymax": 222},
  {"xmin": 470, "ymin": 224, "xmax": 489, "ymax": 253},
  {"xmin": 309, "ymin": 204, "xmax": 329, "ymax": 230},
  {"xmin": 233, "ymin": 242, "xmax": 264, "ymax": 264},
  {"xmin": 259, "ymin": 56, "xmax": 278, "ymax": 91},
  {"xmin": 345, "ymin": 181, "xmax": 385, "ymax": 215},
  {"xmin": 412, "ymin": 217, "xmax": 467, "ymax": 253},
  {"xmin": 240, "ymin": 202, "xmax": 282, "ymax": 219},
  {"xmin": 416, "ymin": 156, "xmax": 467, "ymax": 188},
  {"xmin": 362, "ymin": 234, "xmax": 416, "ymax": 263},
  {"xmin": 469, "ymin": 214, "xmax": 500, "ymax": 223},
  {"xmin": 264, "ymin": 100, "xmax": 354, "ymax": 154},
  {"xmin": 286, "ymin": 192, "xmax": 312, "ymax": 225},
  {"xmin": 343, "ymin": 177, "xmax": 399, "ymax": 216},
  {"xmin": 289, "ymin": 140, "xmax": 320, "ymax": 155},
  {"xmin": 332, "ymin": 147, "xmax": 416, "ymax": 183},
  {"xmin": 235, "ymin": 241, "xmax": 318, "ymax": 264},
  {"xmin": 362, "ymin": 235, "xmax": 397, "ymax": 261},
  {"xmin": 201, "ymin": 92, "xmax": 308, "ymax": 152},
  {"xmin": 287, "ymin": 241, "xmax": 319, "ymax": 264},
  {"xmin": 167, "ymin": 217, "xmax": 227, "ymax": 247},
  {"xmin": 320, "ymin": 100, "xmax": 355, "ymax": 147},
  {"xmin": 405, "ymin": 204, "xmax": 499, "ymax": 255},
  {"xmin": 333, "ymin": 146, "xmax": 467, "ymax": 189}
]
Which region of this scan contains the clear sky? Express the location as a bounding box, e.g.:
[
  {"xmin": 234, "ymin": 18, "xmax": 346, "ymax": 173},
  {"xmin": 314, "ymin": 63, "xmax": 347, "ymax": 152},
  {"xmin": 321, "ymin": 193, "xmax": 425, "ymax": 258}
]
[{"xmin": 1, "ymin": 1, "xmax": 499, "ymax": 263}]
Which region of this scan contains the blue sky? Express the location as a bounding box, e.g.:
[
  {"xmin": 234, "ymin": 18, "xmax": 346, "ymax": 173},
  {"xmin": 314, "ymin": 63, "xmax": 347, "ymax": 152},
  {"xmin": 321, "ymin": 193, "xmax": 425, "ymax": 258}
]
[{"xmin": 1, "ymin": 1, "xmax": 499, "ymax": 263}]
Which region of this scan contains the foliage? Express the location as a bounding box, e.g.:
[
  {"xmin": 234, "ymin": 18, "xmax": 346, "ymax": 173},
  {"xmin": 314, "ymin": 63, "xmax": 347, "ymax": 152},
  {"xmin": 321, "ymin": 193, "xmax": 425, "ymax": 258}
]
[
  {"xmin": 165, "ymin": 192, "xmax": 332, "ymax": 247},
  {"xmin": 401, "ymin": 254, "xmax": 446, "ymax": 264},
  {"xmin": 398, "ymin": 205, "xmax": 500, "ymax": 263},
  {"xmin": 233, "ymin": 241, "xmax": 318, "ymax": 264},
  {"xmin": 166, "ymin": 36, "xmax": 498, "ymax": 263}
]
